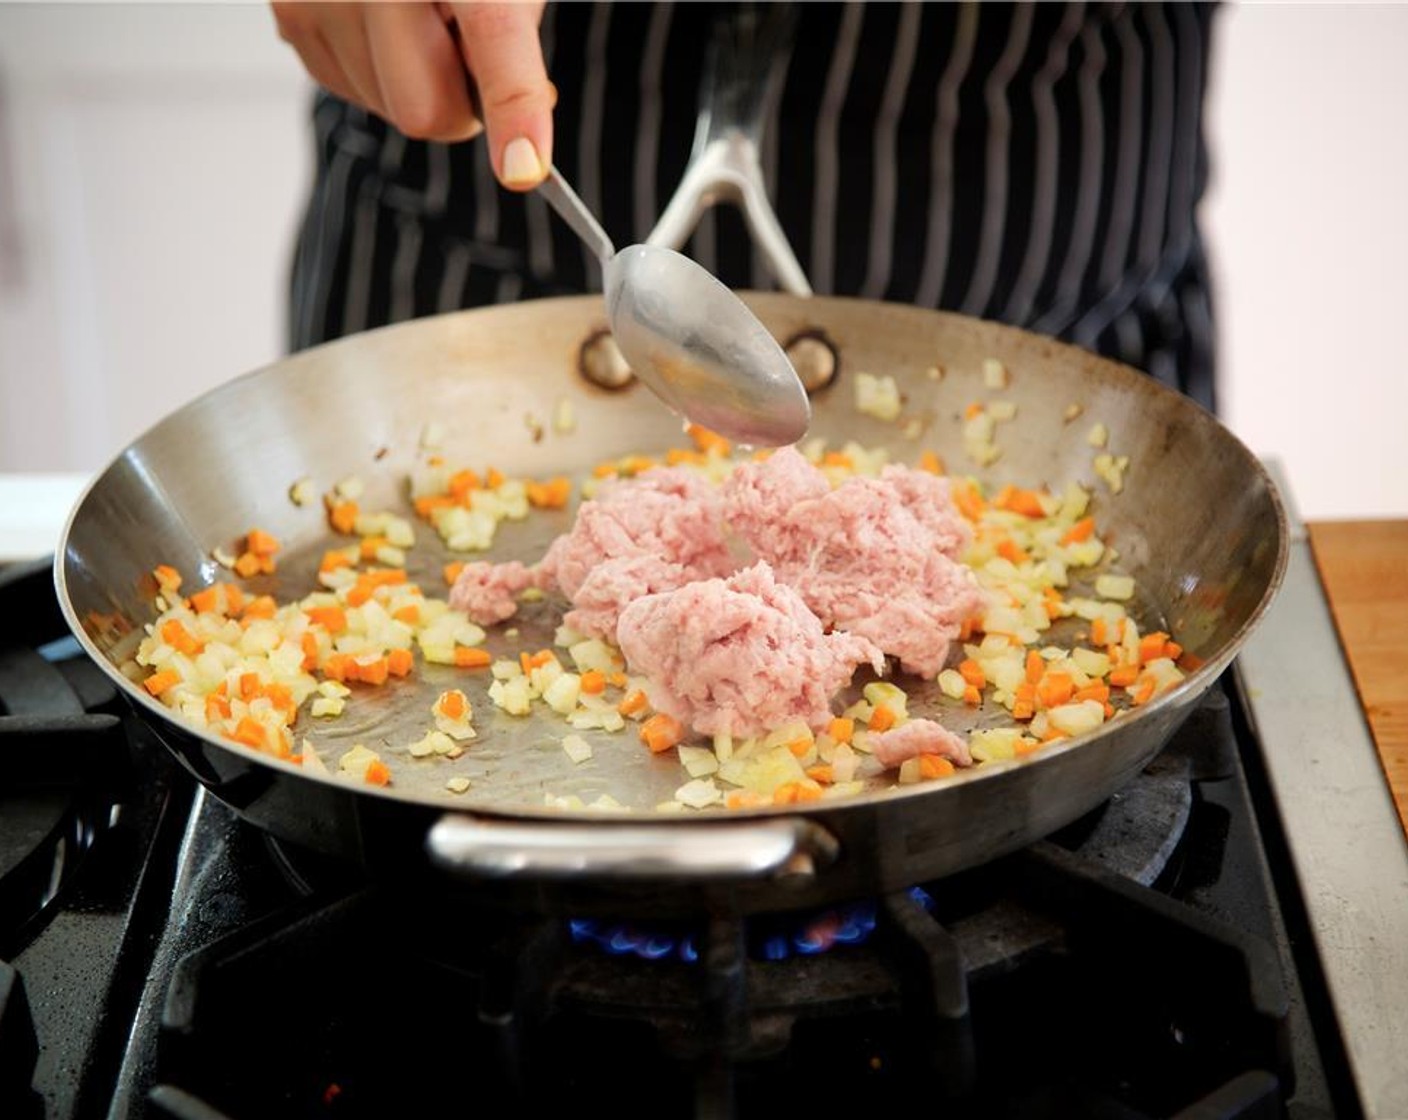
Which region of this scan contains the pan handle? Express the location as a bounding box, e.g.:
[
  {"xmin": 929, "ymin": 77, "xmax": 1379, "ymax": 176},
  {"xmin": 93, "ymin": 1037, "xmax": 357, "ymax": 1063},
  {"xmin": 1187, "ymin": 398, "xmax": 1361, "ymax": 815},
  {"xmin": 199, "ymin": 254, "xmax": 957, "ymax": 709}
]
[{"xmin": 426, "ymin": 813, "xmax": 838, "ymax": 881}]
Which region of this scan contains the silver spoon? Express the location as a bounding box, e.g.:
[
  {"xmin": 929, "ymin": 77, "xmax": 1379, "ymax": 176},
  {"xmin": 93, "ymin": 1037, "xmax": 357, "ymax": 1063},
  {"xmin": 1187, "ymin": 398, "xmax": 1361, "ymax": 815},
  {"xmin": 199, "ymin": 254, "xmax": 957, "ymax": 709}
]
[{"xmin": 537, "ymin": 167, "xmax": 810, "ymax": 448}]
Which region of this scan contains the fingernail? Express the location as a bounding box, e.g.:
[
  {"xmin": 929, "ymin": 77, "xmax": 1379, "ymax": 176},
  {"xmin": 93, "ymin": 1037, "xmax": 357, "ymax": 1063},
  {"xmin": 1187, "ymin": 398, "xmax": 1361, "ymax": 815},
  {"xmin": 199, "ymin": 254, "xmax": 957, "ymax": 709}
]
[{"xmin": 501, "ymin": 136, "xmax": 544, "ymax": 186}]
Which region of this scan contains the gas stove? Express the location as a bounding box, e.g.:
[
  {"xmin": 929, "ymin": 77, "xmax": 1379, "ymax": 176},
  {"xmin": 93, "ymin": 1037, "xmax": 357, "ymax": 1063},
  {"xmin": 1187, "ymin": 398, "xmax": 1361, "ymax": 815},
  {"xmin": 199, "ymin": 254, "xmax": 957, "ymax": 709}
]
[{"xmin": 2, "ymin": 469, "xmax": 1406, "ymax": 1119}]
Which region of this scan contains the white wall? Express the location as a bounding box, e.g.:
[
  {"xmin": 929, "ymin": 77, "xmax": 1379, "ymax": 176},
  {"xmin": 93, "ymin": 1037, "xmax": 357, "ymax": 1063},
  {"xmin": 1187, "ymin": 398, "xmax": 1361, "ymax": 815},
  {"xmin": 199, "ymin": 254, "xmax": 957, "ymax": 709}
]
[
  {"xmin": 1, "ymin": 2, "xmax": 1404, "ymax": 520},
  {"xmin": 1204, "ymin": 2, "xmax": 1408, "ymax": 520},
  {"xmin": 0, "ymin": 4, "xmax": 311, "ymax": 471}
]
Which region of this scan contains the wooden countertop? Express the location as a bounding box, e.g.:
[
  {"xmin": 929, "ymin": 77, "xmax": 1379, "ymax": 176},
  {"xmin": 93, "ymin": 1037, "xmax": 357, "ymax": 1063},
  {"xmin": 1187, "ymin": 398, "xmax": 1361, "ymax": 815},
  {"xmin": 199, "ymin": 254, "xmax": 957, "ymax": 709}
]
[{"xmin": 1307, "ymin": 521, "xmax": 1408, "ymax": 835}]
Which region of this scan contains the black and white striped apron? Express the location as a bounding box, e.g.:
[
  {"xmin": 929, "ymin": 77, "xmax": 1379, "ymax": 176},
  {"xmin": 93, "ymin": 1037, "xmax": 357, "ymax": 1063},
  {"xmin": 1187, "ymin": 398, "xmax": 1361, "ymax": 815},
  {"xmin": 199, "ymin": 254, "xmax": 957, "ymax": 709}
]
[{"xmin": 288, "ymin": 1, "xmax": 1219, "ymax": 412}]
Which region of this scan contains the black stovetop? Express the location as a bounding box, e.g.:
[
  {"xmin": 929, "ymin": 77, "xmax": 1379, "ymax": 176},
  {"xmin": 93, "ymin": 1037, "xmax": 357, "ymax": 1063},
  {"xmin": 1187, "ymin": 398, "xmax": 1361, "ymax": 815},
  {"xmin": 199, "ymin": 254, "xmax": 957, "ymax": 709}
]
[{"xmin": 0, "ymin": 557, "xmax": 1361, "ymax": 1119}]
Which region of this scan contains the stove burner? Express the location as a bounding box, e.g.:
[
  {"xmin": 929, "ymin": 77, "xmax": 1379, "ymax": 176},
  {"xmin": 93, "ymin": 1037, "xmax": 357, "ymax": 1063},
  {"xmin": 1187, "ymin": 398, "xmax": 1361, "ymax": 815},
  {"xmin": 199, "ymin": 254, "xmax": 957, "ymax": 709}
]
[
  {"xmin": 0, "ymin": 561, "xmax": 130, "ymax": 955},
  {"xmin": 567, "ymin": 888, "xmax": 936, "ymax": 963}
]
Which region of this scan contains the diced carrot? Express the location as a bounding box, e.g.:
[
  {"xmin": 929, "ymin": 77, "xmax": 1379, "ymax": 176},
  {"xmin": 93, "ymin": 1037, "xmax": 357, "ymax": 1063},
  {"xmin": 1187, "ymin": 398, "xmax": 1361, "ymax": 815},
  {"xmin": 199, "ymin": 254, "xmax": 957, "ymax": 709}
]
[
  {"xmin": 726, "ymin": 790, "xmax": 765, "ymax": 810},
  {"xmin": 996, "ymin": 538, "xmax": 1031, "ymax": 565},
  {"xmin": 306, "ymin": 606, "xmax": 347, "ymax": 634},
  {"xmin": 592, "ymin": 462, "xmax": 619, "ymax": 479},
  {"xmin": 364, "ymin": 760, "xmax": 392, "ymax": 787},
  {"xmin": 962, "ymin": 685, "xmax": 982, "ymax": 707},
  {"xmin": 485, "ymin": 467, "xmax": 506, "ymax": 490},
  {"xmin": 918, "ymin": 755, "xmax": 955, "ymax": 779},
  {"xmin": 1041, "ymin": 728, "xmax": 1070, "ymax": 744},
  {"xmin": 1014, "ymin": 740, "xmax": 1045, "ymax": 758},
  {"xmin": 1164, "ymin": 641, "xmax": 1184, "ymax": 662},
  {"xmin": 359, "ymin": 535, "xmax": 388, "ymax": 561},
  {"xmin": 1074, "ymin": 683, "xmax": 1111, "ymax": 704},
  {"xmin": 143, "ymin": 670, "xmax": 181, "ymax": 696},
  {"xmin": 448, "ymin": 468, "xmax": 481, "ymax": 501},
  {"xmin": 153, "ymin": 564, "xmax": 183, "ymax": 592},
  {"xmin": 526, "ymin": 649, "xmax": 556, "ymax": 670},
  {"xmin": 1104, "ymin": 702, "xmax": 1116, "ymax": 719},
  {"xmin": 958, "ymin": 617, "xmax": 977, "ymax": 642},
  {"xmin": 1131, "ymin": 677, "xmax": 1157, "ymax": 706},
  {"xmin": 640, "ymin": 713, "xmax": 684, "ymax": 753},
  {"xmin": 387, "ymin": 648, "xmax": 414, "ymax": 677},
  {"xmin": 687, "ymin": 423, "xmax": 731, "ymax": 456},
  {"xmin": 964, "ymin": 402, "xmax": 985, "ymax": 420},
  {"xmin": 245, "ymin": 528, "xmax": 280, "ymax": 556},
  {"xmin": 1108, "ymin": 663, "xmax": 1139, "ymax": 688},
  {"xmin": 995, "ymin": 487, "xmax": 1048, "ymax": 518},
  {"xmin": 320, "ymin": 550, "xmax": 354, "ymax": 574},
  {"xmin": 527, "ymin": 477, "xmax": 572, "ymax": 509},
  {"xmin": 1012, "ymin": 698, "xmax": 1036, "ymax": 721},
  {"xmin": 1177, "ymin": 650, "xmax": 1205, "ymax": 672},
  {"xmin": 1025, "ymin": 649, "xmax": 1045, "ymax": 685},
  {"xmin": 437, "ymin": 689, "xmax": 468, "ymax": 721},
  {"xmin": 869, "ymin": 705, "xmax": 897, "ymax": 732},
  {"xmin": 453, "ymin": 646, "xmax": 493, "ymax": 669},
  {"xmin": 821, "ymin": 451, "xmax": 854, "ymax": 469},
  {"xmin": 786, "ymin": 738, "xmax": 812, "ymax": 758},
  {"xmin": 918, "ymin": 450, "xmax": 944, "ymax": 475},
  {"xmin": 1060, "ymin": 517, "xmax": 1096, "ymax": 545},
  {"xmin": 1037, "ymin": 672, "xmax": 1074, "ymax": 709},
  {"xmin": 205, "ymin": 693, "xmax": 231, "ymax": 721},
  {"xmin": 413, "ymin": 495, "xmax": 454, "ymax": 519},
  {"xmin": 160, "ymin": 619, "xmax": 204, "ymax": 655},
  {"xmin": 1139, "ymin": 631, "xmax": 1171, "ymax": 665},
  {"xmin": 240, "ymin": 672, "xmax": 261, "ymax": 699},
  {"xmin": 1090, "ymin": 617, "xmax": 1108, "ymax": 646},
  {"xmin": 666, "ymin": 448, "xmax": 706, "ymax": 466},
  {"xmin": 229, "ymin": 717, "xmax": 267, "ymax": 749},
  {"xmin": 443, "ymin": 562, "xmax": 466, "ymax": 586},
  {"xmin": 393, "ymin": 604, "xmax": 421, "ymax": 624},
  {"xmin": 618, "ymin": 456, "xmax": 655, "ymax": 477},
  {"xmin": 361, "ymin": 569, "xmax": 407, "ymax": 588},
  {"xmin": 345, "ymin": 584, "xmax": 372, "ymax": 608},
  {"xmin": 958, "ymin": 658, "xmax": 986, "ymax": 689},
  {"xmin": 607, "ymin": 671, "xmax": 628, "ymax": 688},
  {"xmin": 322, "ymin": 654, "xmax": 355, "ymax": 683},
  {"xmin": 580, "ymin": 669, "xmax": 607, "ymax": 695},
  {"xmin": 242, "ymin": 595, "xmax": 277, "ymax": 620},
  {"xmin": 328, "ymin": 501, "xmax": 359, "ymax": 535},
  {"xmin": 265, "ymin": 683, "xmax": 296, "ymax": 715},
  {"xmin": 773, "ymin": 782, "xmax": 822, "ymax": 805},
  {"xmin": 806, "ymin": 765, "xmax": 835, "ymax": 785},
  {"xmin": 188, "ymin": 586, "xmax": 221, "ymax": 614},
  {"xmin": 827, "ymin": 717, "xmax": 855, "ymax": 744},
  {"xmin": 355, "ymin": 658, "xmax": 389, "ymax": 686},
  {"xmin": 618, "ymin": 690, "xmax": 648, "ymax": 717},
  {"xmin": 233, "ymin": 551, "xmax": 263, "ymax": 579},
  {"xmin": 301, "ymin": 632, "xmax": 320, "ymax": 671},
  {"xmin": 951, "ymin": 481, "xmax": 986, "ymax": 521}
]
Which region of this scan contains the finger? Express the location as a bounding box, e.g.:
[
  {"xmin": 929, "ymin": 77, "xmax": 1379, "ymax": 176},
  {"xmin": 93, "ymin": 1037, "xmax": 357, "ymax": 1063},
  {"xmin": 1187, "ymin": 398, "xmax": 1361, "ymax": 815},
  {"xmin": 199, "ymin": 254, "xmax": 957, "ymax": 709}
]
[
  {"xmin": 365, "ymin": 3, "xmax": 481, "ymax": 142},
  {"xmin": 313, "ymin": 3, "xmax": 392, "ymax": 120},
  {"xmin": 450, "ymin": 2, "xmax": 554, "ymax": 189},
  {"xmin": 271, "ymin": 2, "xmax": 366, "ymax": 108}
]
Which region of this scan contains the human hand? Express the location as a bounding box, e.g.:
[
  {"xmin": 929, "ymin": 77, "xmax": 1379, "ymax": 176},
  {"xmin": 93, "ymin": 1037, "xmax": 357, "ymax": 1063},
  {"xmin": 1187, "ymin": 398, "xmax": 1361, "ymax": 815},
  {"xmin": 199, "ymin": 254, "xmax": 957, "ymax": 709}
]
[{"xmin": 270, "ymin": 1, "xmax": 553, "ymax": 189}]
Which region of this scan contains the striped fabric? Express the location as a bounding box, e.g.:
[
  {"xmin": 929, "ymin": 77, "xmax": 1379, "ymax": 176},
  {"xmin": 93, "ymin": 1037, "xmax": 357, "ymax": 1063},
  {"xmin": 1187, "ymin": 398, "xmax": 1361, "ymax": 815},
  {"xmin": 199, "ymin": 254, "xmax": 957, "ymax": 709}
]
[{"xmin": 288, "ymin": 1, "xmax": 1218, "ymax": 411}]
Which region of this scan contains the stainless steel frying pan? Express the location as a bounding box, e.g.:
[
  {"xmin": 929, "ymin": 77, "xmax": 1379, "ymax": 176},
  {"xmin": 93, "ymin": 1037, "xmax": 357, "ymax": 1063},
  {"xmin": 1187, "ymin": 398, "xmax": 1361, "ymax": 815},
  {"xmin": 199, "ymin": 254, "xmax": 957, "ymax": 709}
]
[{"xmin": 55, "ymin": 295, "xmax": 1287, "ymax": 917}]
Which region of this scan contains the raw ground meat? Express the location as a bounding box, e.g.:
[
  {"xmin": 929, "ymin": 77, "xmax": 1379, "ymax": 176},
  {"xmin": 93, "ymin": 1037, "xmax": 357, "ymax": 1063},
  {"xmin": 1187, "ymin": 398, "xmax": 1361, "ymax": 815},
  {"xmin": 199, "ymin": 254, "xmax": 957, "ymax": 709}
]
[
  {"xmin": 448, "ymin": 561, "xmax": 544, "ymax": 625},
  {"xmin": 868, "ymin": 719, "xmax": 973, "ymax": 769},
  {"xmin": 722, "ymin": 448, "xmax": 984, "ymax": 676},
  {"xmin": 616, "ymin": 563, "xmax": 884, "ymax": 738},
  {"xmin": 449, "ymin": 465, "xmax": 732, "ymax": 637}
]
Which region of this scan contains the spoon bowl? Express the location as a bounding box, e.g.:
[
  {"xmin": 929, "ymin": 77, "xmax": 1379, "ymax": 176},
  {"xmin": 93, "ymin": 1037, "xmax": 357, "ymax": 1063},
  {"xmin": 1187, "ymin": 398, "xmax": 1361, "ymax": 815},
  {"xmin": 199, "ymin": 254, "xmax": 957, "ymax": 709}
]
[
  {"xmin": 604, "ymin": 245, "xmax": 810, "ymax": 447},
  {"xmin": 539, "ymin": 167, "xmax": 810, "ymax": 447}
]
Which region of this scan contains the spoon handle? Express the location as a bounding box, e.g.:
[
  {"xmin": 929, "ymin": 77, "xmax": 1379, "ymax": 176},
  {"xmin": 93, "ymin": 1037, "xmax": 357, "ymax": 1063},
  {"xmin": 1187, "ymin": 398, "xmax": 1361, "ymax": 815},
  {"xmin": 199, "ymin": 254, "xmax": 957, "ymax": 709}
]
[{"xmin": 538, "ymin": 167, "xmax": 616, "ymax": 264}]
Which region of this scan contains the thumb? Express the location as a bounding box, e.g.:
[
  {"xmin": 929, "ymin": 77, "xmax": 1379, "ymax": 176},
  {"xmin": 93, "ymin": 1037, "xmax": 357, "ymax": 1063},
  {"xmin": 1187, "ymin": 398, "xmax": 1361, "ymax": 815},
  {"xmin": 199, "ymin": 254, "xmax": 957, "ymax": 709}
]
[{"xmin": 450, "ymin": 3, "xmax": 555, "ymax": 190}]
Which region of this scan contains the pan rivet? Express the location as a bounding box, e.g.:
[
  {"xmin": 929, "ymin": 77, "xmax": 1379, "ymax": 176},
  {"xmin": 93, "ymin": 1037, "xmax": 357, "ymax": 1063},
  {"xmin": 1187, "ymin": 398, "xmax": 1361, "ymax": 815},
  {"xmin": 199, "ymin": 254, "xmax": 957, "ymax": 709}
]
[
  {"xmin": 578, "ymin": 328, "xmax": 635, "ymax": 391},
  {"xmin": 782, "ymin": 329, "xmax": 840, "ymax": 394}
]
